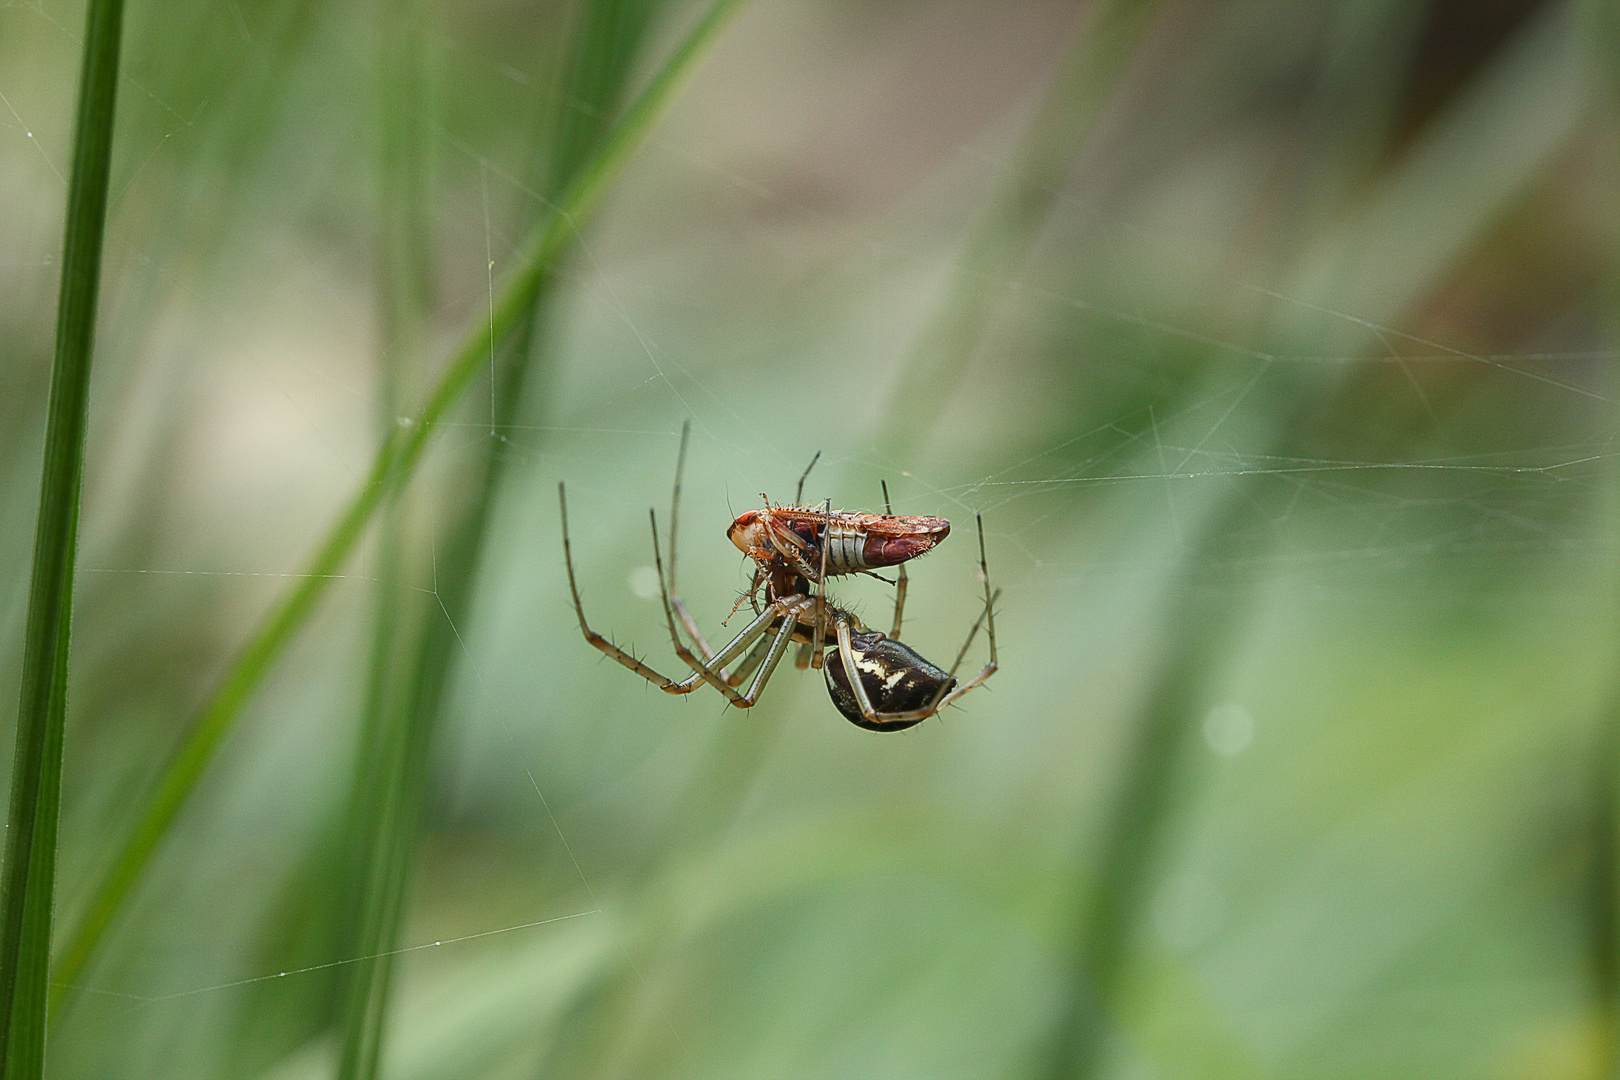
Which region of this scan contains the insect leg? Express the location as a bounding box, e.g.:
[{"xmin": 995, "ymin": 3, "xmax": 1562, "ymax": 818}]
[{"xmin": 810, "ymin": 497, "xmax": 831, "ymax": 670}]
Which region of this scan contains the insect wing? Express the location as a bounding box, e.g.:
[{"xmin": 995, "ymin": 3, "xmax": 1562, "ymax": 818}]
[
  {"xmin": 766, "ymin": 509, "xmax": 948, "ymax": 535},
  {"xmin": 857, "ymin": 513, "xmax": 949, "ymax": 568},
  {"xmin": 848, "ymin": 512, "xmax": 950, "ymax": 538}
]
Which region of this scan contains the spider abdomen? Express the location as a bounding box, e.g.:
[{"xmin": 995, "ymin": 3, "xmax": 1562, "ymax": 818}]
[{"xmin": 823, "ymin": 630, "xmax": 956, "ymax": 731}]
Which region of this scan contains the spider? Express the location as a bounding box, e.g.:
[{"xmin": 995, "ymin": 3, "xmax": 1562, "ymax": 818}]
[{"xmin": 558, "ymin": 425, "xmax": 999, "ymax": 730}]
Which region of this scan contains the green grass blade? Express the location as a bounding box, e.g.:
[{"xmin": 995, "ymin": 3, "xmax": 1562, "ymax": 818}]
[
  {"xmin": 1589, "ymin": 710, "xmax": 1619, "ymax": 1077},
  {"xmin": 333, "ymin": 3, "xmax": 664, "ymax": 1074},
  {"xmin": 329, "ymin": 5, "xmax": 435, "ymax": 1078},
  {"xmin": 1579, "ymin": 2, "xmax": 1620, "ymax": 1070},
  {"xmin": 1034, "ymin": 485, "xmax": 1283, "ymax": 1079},
  {"xmin": 332, "ymin": 502, "xmax": 421, "ymax": 1080},
  {"xmin": 0, "ymin": 0, "xmax": 125, "ymax": 1073},
  {"xmin": 49, "ymin": 0, "xmax": 751, "ymax": 1010}
]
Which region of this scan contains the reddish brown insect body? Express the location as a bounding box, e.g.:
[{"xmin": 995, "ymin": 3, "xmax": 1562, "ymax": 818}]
[{"xmin": 727, "ymin": 503, "xmax": 949, "ymax": 588}]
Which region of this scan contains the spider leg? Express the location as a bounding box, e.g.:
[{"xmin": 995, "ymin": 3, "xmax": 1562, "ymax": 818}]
[
  {"xmin": 727, "ymin": 631, "xmax": 778, "ymax": 686},
  {"xmin": 921, "ymin": 586, "xmax": 1000, "ymax": 709},
  {"xmin": 831, "ymin": 616, "xmax": 884, "ymax": 722},
  {"xmin": 662, "ymin": 420, "xmax": 720, "ymax": 661},
  {"xmin": 881, "ymin": 480, "xmax": 908, "ymax": 640},
  {"xmin": 831, "ymin": 600, "xmax": 999, "ymax": 726},
  {"xmin": 684, "ymin": 602, "xmax": 798, "ymax": 695},
  {"xmin": 651, "ymin": 506, "xmax": 805, "ymax": 705},
  {"xmin": 656, "ymin": 422, "xmax": 759, "ymax": 684},
  {"xmin": 901, "ymin": 515, "xmax": 999, "ymax": 715},
  {"xmin": 735, "ymin": 608, "xmax": 804, "ymax": 702},
  {"xmin": 558, "ymin": 482, "xmax": 693, "ymax": 691},
  {"xmin": 681, "ymin": 598, "xmax": 801, "ymax": 704},
  {"xmin": 964, "ymin": 512, "xmax": 998, "ymax": 680}
]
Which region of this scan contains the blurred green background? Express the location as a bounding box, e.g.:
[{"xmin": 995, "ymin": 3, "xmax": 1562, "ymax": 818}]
[{"xmin": 5, "ymin": 0, "xmax": 1620, "ymax": 1076}]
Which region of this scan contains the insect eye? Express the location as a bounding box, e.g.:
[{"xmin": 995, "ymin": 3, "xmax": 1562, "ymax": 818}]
[{"xmin": 823, "ymin": 631, "xmax": 956, "ymax": 731}]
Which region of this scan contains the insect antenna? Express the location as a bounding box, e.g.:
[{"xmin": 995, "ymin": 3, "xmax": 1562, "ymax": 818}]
[{"xmin": 794, "ymin": 450, "xmax": 821, "ymax": 505}]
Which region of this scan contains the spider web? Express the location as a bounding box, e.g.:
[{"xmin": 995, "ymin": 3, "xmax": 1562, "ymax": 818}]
[{"xmin": 0, "ymin": 0, "xmax": 1614, "ymax": 1077}]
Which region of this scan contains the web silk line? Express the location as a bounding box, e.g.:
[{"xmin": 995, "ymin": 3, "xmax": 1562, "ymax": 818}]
[{"xmin": 58, "ymin": 909, "xmax": 600, "ymax": 1005}]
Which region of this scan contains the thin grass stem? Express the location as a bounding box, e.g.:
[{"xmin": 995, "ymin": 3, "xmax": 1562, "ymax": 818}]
[
  {"xmin": 332, "ymin": 6, "xmax": 668, "ymax": 1076},
  {"xmin": 49, "ymin": 0, "xmax": 752, "ymax": 1010},
  {"xmin": 1578, "ymin": 3, "xmax": 1620, "ymax": 1070},
  {"xmin": 329, "ymin": 6, "xmax": 436, "ymax": 1076},
  {"xmin": 0, "ymin": 0, "xmax": 125, "ymax": 1071}
]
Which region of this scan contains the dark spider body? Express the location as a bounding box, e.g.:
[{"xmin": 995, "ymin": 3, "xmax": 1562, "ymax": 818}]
[{"xmin": 824, "ymin": 631, "xmax": 956, "ymax": 731}]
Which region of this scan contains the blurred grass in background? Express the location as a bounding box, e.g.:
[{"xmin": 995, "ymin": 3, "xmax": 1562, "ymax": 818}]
[{"xmin": 3, "ymin": 0, "xmax": 1619, "ymax": 1076}]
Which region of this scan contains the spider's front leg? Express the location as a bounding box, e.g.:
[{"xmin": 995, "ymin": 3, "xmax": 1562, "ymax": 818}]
[
  {"xmin": 809, "ymin": 498, "xmax": 832, "ymax": 671},
  {"xmin": 559, "ymin": 482, "xmax": 699, "ymax": 692},
  {"xmin": 651, "ymin": 506, "xmax": 808, "ymax": 707},
  {"xmin": 660, "ymin": 420, "xmax": 725, "ymax": 665},
  {"xmin": 881, "ymin": 480, "xmax": 908, "ymax": 640}
]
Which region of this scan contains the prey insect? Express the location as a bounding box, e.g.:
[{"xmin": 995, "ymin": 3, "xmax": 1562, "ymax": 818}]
[
  {"xmin": 727, "ymin": 450, "xmax": 949, "ymax": 600},
  {"xmin": 725, "ymin": 463, "xmax": 948, "ymax": 670},
  {"xmin": 558, "ymin": 423, "xmax": 999, "ymax": 730}
]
